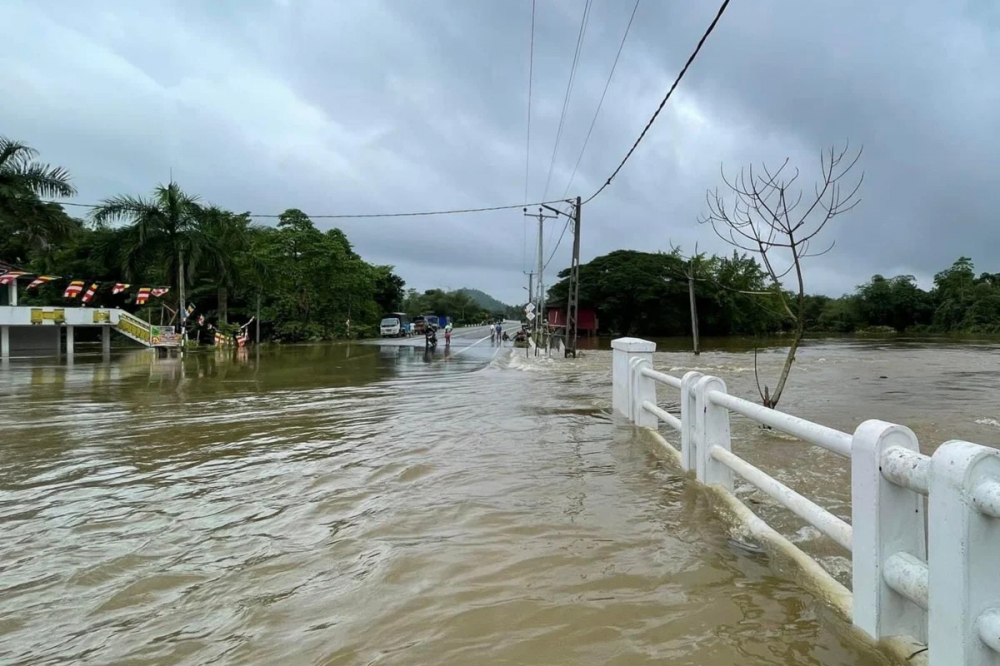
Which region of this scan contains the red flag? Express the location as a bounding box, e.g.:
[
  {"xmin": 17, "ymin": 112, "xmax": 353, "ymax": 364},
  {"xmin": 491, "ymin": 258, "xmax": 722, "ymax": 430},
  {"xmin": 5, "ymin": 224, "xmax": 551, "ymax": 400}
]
[
  {"xmin": 0, "ymin": 271, "xmax": 27, "ymax": 285},
  {"xmin": 26, "ymin": 275, "xmax": 57, "ymax": 290},
  {"xmin": 135, "ymin": 287, "xmax": 151, "ymax": 305},
  {"xmin": 198, "ymin": 314, "xmax": 205, "ymax": 326},
  {"xmin": 80, "ymin": 283, "xmax": 99, "ymax": 304},
  {"xmin": 112, "ymin": 283, "xmax": 130, "ymax": 295},
  {"xmin": 64, "ymin": 281, "xmax": 85, "ymax": 298},
  {"xmin": 151, "ymin": 287, "xmax": 170, "ymax": 298}
]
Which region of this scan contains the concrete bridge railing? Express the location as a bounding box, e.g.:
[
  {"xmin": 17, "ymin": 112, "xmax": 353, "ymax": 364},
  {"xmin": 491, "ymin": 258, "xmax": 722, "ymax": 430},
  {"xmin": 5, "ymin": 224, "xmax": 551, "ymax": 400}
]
[{"xmin": 612, "ymin": 337, "xmax": 1000, "ymax": 666}]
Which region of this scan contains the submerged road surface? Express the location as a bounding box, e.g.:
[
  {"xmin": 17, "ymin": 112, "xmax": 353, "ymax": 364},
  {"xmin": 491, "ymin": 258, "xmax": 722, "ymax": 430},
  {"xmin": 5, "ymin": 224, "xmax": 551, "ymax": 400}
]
[{"xmin": 4, "ymin": 337, "xmax": 992, "ymax": 664}]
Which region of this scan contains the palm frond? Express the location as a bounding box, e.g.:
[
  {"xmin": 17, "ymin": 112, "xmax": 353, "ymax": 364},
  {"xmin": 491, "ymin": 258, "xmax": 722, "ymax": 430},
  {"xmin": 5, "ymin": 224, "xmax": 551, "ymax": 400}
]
[
  {"xmin": 89, "ymin": 194, "xmax": 157, "ymax": 227},
  {"xmin": 14, "ymin": 162, "xmax": 76, "ymax": 198}
]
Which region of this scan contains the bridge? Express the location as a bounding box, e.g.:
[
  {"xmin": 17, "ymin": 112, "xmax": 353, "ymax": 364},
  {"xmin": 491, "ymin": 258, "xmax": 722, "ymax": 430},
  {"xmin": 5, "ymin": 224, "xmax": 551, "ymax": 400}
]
[{"xmin": 612, "ymin": 337, "xmax": 1000, "ymax": 666}]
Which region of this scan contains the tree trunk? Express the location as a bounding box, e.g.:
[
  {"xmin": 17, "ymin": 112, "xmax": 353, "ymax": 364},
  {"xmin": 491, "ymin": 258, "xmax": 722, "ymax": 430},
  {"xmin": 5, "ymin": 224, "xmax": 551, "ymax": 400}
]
[
  {"xmin": 178, "ymin": 250, "xmax": 186, "ymax": 343},
  {"xmin": 218, "ymin": 285, "xmax": 228, "ymax": 324}
]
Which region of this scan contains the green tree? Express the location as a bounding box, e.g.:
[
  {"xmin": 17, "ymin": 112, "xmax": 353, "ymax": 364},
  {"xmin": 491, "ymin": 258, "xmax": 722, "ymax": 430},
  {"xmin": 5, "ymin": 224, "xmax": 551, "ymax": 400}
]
[
  {"xmin": 199, "ymin": 207, "xmax": 252, "ymax": 323},
  {"xmin": 91, "ymin": 182, "xmax": 215, "ymax": 328},
  {"xmin": 0, "ymin": 136, "xmax": 77, "ymax": 263}
]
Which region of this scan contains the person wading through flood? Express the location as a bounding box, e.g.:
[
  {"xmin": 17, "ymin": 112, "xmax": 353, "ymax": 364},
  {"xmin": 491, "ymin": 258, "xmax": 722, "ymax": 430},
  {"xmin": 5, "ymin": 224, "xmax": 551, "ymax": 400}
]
[
  {"xmin": 490, "ymin": 322, "xmax": 496, "ymax": 344},
  {"xmin": 444, "ymin": 321, "xmax": 452, "ymax": 346},
  {"xmin": 495, "ymin": 321, "xmax": 503, "ymax": 345}
]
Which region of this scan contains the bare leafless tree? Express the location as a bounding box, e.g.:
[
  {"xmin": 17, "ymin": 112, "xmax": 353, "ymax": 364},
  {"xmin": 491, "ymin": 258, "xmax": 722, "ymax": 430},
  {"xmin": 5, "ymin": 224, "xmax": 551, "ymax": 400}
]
[{"xmin": 699, "ymin": 143, "xmax": 863, "ymax": 409}]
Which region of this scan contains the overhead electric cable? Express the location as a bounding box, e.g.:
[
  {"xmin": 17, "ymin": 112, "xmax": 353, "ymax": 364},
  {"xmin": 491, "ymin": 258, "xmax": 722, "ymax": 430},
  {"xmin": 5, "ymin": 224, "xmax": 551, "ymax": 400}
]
[
  {"xmin": 583, "ymin": 0, "xmax": 731, "ymax": 205},
  {"xmin": 523, "ymin": 0, "xmax": 536, "ymax": 272},
  {"xmin": 562, "ymin": 0, "xmax": 641, "ymax": 199},
  {"xmin": 48, "ymin": 198, "xmax": 574, "ymax": 220},
  {"xmin": 541, "ymin": 0, "xmax": 593, "ymax": 201}
]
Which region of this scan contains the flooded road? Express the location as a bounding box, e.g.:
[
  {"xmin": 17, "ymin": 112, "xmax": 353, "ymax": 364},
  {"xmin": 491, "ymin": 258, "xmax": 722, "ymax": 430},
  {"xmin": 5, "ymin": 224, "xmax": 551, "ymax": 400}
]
[{"xmin": 2, "ymin": 331, "xmax": 997, "ymax": 665}]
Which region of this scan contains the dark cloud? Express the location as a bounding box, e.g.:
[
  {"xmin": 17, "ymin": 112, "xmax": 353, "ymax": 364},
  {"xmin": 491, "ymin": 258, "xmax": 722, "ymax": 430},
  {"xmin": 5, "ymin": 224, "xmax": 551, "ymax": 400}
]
[{"xmin": 2, "ymin": 0, "xmax": 998, "ymax": 304}]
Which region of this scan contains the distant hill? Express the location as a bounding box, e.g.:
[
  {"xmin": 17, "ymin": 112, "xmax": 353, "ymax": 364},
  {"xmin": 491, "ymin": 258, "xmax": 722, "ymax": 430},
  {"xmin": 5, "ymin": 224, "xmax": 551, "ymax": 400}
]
[{"xmin": 458, "ymin": 288, "xmax": 511, "ymax": 313}]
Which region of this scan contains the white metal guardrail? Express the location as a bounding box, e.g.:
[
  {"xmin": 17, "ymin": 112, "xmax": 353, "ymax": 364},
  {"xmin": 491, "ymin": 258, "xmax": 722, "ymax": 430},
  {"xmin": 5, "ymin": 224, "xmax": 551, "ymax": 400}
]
[{"xmin": 611, "ymin": 337, "xmax": 1000, "ymax": 666}]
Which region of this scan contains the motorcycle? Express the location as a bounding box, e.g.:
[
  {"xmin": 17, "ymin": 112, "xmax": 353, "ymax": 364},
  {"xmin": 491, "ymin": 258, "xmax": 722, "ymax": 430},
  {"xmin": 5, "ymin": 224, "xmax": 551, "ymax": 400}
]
[{"xmin": 425, "ymin": 329, "xmax": 438, "ymax": 349}]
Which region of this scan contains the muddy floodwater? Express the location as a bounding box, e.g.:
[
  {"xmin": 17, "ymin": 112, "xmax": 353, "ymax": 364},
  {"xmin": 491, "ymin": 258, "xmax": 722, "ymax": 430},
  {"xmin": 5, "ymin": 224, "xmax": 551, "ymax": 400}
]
[{"xmin": 1, "ymin": 329, "xmax": 997, "ymax": 665}]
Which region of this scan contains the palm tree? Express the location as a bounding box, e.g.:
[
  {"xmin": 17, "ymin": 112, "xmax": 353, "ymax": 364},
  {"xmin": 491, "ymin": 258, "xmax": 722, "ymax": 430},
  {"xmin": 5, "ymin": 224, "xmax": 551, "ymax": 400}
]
[
  {"xmin": 0, "ymin": 136, "xmax": 77, "ymax": 259},
  {"xmin": 91, "ymin": 182, "xmax": 216, "ymax": 334}
]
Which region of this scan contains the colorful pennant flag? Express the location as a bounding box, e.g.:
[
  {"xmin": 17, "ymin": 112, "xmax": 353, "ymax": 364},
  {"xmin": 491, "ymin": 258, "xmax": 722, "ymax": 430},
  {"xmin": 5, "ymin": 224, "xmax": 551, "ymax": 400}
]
[
  {"xmin": 112, "ymin": 283, "xmax": 130, "ymax": 295},
  {"xmin": 26, "ymin": 275, "xmax": 57, "ymax": 290},
  {"xmin": 151, "ymin": 287, "xmax": 170, "ymax": 298},
  {"xmin": 0, "ymin": 271, "xmax": 28, "ymax": 285},
  {"xmin": 198, "ymin": 314, "xmax": 205, "ymax": 326},
  {"xmin": 186, "ymin": 303, "xmax": 195, "ymax": 315},
  {"xmin": 135, "ymin": 287, "xmax": 151, "ymax": 305},
  {"xmin": 237, "ymin": 332, "xmax": 248, "ymax": 347},
  {"xmin": 64, "ymin": 281, "xmax": 85, "ymax": 298},
  {"xmin": 80, "ymin": 283, "xmax": 99, "ymax": 305}
]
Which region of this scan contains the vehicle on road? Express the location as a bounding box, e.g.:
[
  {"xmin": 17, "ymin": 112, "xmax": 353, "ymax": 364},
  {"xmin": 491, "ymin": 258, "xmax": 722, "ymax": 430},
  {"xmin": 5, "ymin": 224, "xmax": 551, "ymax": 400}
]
[
  {"xmin": 423, "ymin": 314, "xmax": 440, "ymax": 331},
  {"xmin": 413, "ymin": 316, "xmax": 427, "ymax": 334},
  {"xmin": 380, "ymin": 313, "xmax": 411, "ymax": 338}
]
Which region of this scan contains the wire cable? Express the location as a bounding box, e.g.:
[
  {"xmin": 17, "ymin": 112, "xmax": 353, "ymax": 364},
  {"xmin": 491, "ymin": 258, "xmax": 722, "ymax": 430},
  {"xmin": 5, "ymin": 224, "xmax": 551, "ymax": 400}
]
[
  {"xmin": 47, "ymin": 198, "xmax": 574, "ymax": 220},
  {"xmin": 543, "ymin": 218, "xmax": 571, "ymax": 270},
  {"xmin": 562, "ymin": 0, "xmax": 641, "ymax": 199},
  {"xmin": 523, "ymin": 0, "xmax": 536, "ymax": 272},
  {"xmin": 541, "ymin": 0, "xmax": 593, "ymax": 201},
  {"xmin": 583, "ymin": 0, "xmax": 731, "ymax": 205}
]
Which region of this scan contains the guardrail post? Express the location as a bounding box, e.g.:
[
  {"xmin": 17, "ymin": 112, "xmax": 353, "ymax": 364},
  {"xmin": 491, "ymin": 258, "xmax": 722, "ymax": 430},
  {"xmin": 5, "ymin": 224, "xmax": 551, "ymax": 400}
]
[
  {"xmin": 611, "ymin": 338, "xmax": 656, "ymax": 422},
  {"xmin": 630, "ymin": 357, "xmax": 658, "ymax": 429},
  {"xmin": 850, "ymin": 420, "xmax": 927, "ymax": 643},
  {"xmin": 680, "ymin": 371, "xmax": 703, "ymax": 472},
  {"xmin": 694, "ymin": 376, "xmax": 732, "ymax": 491},
  {"xmin": 928, "ymin": 440, "xmax": 1000, "ymax": 665}
]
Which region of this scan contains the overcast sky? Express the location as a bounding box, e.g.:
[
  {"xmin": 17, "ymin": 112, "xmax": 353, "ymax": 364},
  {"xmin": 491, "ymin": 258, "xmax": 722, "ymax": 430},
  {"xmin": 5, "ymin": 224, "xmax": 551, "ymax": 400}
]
[{"xmin": 3, "ymin": 0, "xmax": 999, "ymax": 305}]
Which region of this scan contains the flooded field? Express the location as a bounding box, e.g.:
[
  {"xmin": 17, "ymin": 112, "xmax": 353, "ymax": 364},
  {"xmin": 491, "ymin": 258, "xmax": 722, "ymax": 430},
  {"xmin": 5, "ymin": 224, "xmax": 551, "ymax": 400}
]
[{"xmin": 2, "ymin": 330, "xmax": 996, "ymax": 665}]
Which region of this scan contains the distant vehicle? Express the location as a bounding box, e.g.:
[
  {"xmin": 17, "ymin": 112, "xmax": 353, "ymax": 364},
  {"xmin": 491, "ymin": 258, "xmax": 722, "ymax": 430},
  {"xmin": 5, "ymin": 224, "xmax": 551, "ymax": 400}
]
[
  {"xmin": 380, "ymin": 313, "xmax": 410, "ymax": 338},
  {"xmin": 413, "ymin": 316, "xmax": 427, "ymax": 334},
  {"xmin": 423, "ymin": 314, "xmax": 440, "ymax": 331}
]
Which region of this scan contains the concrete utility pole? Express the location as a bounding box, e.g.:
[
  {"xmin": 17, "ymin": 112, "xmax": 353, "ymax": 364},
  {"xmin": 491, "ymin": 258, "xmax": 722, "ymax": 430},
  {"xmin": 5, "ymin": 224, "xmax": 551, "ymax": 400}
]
[
  {"xmin": 523, "ymin": 207, "xmax": 557, "ymax": 341},
  {"xmin": 686, "ymin": 255, "xmax": 700, "ymax": 355},
  {"xmin": 566, "ymin": 196, "xmax": 582, "ymax": 358},
  {"xmin": 537, "ymin": 198, "xmax": 582, "ymax": 358}
]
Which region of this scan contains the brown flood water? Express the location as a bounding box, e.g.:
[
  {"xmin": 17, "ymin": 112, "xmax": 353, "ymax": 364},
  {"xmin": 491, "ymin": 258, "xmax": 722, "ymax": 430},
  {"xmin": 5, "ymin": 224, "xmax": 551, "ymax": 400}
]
[{"xmin": 1, "ymin": 329, "xmax": 998, "ymax": 665}]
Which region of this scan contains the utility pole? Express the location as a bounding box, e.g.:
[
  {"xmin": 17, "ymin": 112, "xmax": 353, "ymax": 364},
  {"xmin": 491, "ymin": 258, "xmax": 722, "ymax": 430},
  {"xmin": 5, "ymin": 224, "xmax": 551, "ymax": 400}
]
[
  {"xmin": 566, "ymin": 196, "xmax": 582, "ymax": 358},
  {"xmin": 523, "ymin": 207, "xmax": 557, "ymax": 342},
  {"xmin": 686, "ymin": 255, "xmax": 700, "ymax": 355}
]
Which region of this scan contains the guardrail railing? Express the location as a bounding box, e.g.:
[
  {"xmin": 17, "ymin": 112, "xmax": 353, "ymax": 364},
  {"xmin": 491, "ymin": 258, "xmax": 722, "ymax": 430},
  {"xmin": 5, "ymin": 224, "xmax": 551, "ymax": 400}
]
[{"xmin": 611, "ymin": 337, "xmax": 1000, "ymax": 666}]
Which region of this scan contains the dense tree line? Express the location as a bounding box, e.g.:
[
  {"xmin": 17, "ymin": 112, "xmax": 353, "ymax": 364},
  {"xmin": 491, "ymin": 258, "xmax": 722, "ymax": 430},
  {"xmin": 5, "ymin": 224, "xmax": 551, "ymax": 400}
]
[
  {"xmin": 548, "ymin": 250, "xmax": 1000, "ymax": 337},
  {"xmin": 0, "ymin": 136, "xmax": 405, "ymax": 341}
]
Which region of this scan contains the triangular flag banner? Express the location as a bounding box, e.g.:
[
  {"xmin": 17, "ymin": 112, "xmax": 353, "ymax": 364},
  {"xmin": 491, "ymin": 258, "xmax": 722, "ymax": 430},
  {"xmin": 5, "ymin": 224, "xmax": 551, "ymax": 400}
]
[
  {"xmin": 64, "ymin": 281, "xmax": 85, "ymax": 298},
  {"xmin": 0, "ymin": 271, "xmax": 28, "ymax": 285},
  {"xmin": 80, "ymin": 283, "xmax": 99, "ymax": 305},
  {"xmin": 26, "ymin": 276, "xmax": 57, "ymax": 290},
  {"xmin": 186, "ymin": 303, "xmax": 196, "ymax": 315},
  {"xmin": 198, "ymin": 314, "xmax": 205, "ymax": 326},
  {"xmin": 135, "ymin": 287, "xmax": 151, "ymax": 305},
  {"xmin": 112, "ymin": 283, "xmax": 130, "ymax": 295},
  {"xmin": 151, "ymin": 287, "xmax": 170, "ymax": 298}
]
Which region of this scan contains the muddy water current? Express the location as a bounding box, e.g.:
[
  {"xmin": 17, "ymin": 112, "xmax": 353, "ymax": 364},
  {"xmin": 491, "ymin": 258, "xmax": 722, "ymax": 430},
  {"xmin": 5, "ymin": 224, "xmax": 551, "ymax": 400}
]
[{"xmin": 2, "ymin": 330, "xmax": 998, "ymax": 665}]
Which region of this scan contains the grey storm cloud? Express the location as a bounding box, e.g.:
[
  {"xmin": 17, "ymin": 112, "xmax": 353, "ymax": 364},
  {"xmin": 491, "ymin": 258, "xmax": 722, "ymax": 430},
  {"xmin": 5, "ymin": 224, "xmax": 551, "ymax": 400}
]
[{"xmin": 2, "ymin": 0, "xmax": 998, "ymax": 305}]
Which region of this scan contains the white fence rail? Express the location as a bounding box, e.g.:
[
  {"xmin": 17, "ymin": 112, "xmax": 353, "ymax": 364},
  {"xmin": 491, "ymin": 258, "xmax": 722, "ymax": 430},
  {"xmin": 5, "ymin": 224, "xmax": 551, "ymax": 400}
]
[{"xmin": 611, "ymin": 337, "xmax": 1000, "ymax": 666}]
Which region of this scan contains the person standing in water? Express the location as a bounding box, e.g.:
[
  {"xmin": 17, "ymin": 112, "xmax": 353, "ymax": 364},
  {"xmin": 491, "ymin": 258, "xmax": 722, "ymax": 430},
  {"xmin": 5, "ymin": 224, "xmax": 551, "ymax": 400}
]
[
  {"xmin": 495, "ymin": 321, "xmax": 503, "ymax": 345},
  {"xmin": 489, "ymin": 322, "xmax": 496, "ymax": 343}
]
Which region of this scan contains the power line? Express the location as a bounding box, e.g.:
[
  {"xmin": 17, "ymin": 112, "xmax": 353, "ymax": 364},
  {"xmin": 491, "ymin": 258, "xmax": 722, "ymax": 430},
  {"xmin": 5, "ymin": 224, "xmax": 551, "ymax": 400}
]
[
  {"xmin": 543, "ymin": 218, "xmax": 571, "ymax": 270},
  {"xmin": 541, "ymin": 0, "xmax": 593, "ymax": 201},
  {"xmin": 583, "ymin": 0, "xmax": 732, "ymax": 205},
  {"xmin": 562, "ymin": 0, "xmax": 641, "ymax": 199},
  {"xmin": 523, "ymin": 0, "xmax": 536, "ymax": 273},
  {"xmin": 47, "ymin": 198, "xmax": 573, "ymax": 220}
]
